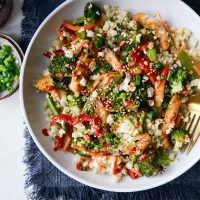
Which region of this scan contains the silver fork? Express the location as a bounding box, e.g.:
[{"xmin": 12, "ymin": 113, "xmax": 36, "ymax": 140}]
[
  {"xmin": 181, "ymin": 112, "xmax": 200, "ymax": 155},
  {"xmin": 179, "ymin": 79, "xmax": 200, "ymax": 155}
]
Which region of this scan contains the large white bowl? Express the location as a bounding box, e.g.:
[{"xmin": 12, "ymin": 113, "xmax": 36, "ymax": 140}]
[{"xmin": 20, "ymin": 0, "xmax": 200, "ymax": 192}]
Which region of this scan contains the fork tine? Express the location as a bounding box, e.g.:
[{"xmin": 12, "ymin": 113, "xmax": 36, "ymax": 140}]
[
  {"xmin": 179, "ymin": 112, "xmax": 190, "ymax": 129},
  {"xmin": 182, "ymin": 112, "xmax": 191, "ymax": 129},
  {"xmin": 186, "ymin": 114, "xmax": 196, "ymax": 132},
  {"xmin": 186, "ymin": 116, "xmax": 200, "ymax": 155}
]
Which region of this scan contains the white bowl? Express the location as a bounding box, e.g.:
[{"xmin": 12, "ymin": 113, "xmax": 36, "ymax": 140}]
[
  {"xmin": 0, "ymin": 32, "xmax": 23, "ymax": 100},
  {"xmin": 20, "ymin": 0, "xmax": 200, "ymax": 192}
]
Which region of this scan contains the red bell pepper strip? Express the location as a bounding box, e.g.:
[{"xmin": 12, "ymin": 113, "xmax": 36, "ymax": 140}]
[
  {"xmin": 50, "ymin": 114, "xmax": 78, "ymax": 126},
  {"xmin": 50, "ymin": 114, "xmax": 101, "ymax": 136},
  {"xmin": 128, "ymin": 169, "xmax": 137, "ymax": 179},
  {"xmin": 161, "ymin": 66, "xmax": 170, "ymax": 77},
  {"xmin": 60, "ymin": 24, "xmax": 77, "ymax": 41},
  {"xmin": 130, "ymin": 48, "xmax": 158, "ymax": 83},
  {"xmin": 76, "ymin": 114, "xmax": 101, "ymax": 136}
]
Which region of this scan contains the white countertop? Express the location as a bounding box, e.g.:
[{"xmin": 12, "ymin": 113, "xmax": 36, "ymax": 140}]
[
  {"xmin": 0, "ymin": 0, "xmax": 26, "ymax": 199},
  {"xmin": 0, "ymin": 91, "xmax": 26, "ymax": 200}
]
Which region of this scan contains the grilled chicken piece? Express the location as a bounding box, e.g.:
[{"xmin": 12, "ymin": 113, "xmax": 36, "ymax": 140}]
[
  {"xmin": 133, "ymin": 13, "xmax": 169, "ymax": 50},
  {"xmin": 135, "ymin": 134, "xmax": 152, "ymax": 154},
  {"xmin": 104, "ymin": 48, "xmax": 122, "ymax": 72},
  {"xmin": 70, "ymin": 64, "xmax": 89, "ymax": 94},
  {"xmin": 95, "ymin": 106, "xmax": 110, "ymax": 123},
  {"xmin": 155, "ymin": 79, "xmax": 166, "ymax": 108},
  {"xmin": 161, "ymin": 94, "xmax": 182, "ymax": 149},
  {"xmin": 34, "ymin": 75, "xmax": 52, "ymax": 92}
]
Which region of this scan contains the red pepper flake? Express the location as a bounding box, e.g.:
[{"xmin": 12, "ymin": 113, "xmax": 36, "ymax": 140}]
[
  {"xmin": 42, "ymin": 128, "xmax": 49, "ymax": 136},
  {"xmin": 128, "ymin": 169, "xmax": 137, "ymax": 179}
]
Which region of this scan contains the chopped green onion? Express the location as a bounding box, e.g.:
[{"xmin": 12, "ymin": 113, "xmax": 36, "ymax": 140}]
[
  {"xmin": 154, "ymin": 62, "xmax": 163, "ymax": 69},
  {"xmin": 119, "ymin": 92, "xmax": 127, "ymax": 100},
  {"xmin": 156, "ymin": 75, "xmax": 161, "ymax": 81},
  {"xmin": 120, "ymin": 59, "xmax": 127, "ymax": 64},
  {"xmin": 0, "ymin": 44, "xmax": 19, "ymax": 93},
  {"xmin": 167, "ymin": 71, "xmax": 173, "ymax": 81},
  {"xmin": 146, "ymin": 47, "xmax": 157, "ymax": 62},
  {"xmin": 147, "ymin": 108, "xmax": 159, "ymax": 121},
  {"xmin": 76, "ymin": 31, "xmax": 86, "ymax": 39},
  {"xmin": 105, "ymin": 137, "xmax": 111, "ymax": 144},
  {"xmin": 135, "ymin": 74, "xmax": 141, "ymax": 85},
  {"xmin": 72, "ymin": 16, "xmax": 85, "ymax": 25},
  {"xmin": 87, "ymin": 80, "xmax": 93, "ymax": 89},
  {"xmin": 46, "ymin": 95, "xmax": 59, "ymax": 116},
  {"xmin": 90, "ymin": 64, "xmax": 98, "ymax": 73},
  {"xmin": 147, "ymin": 111, "xmax": 154, "ymax": 121}
]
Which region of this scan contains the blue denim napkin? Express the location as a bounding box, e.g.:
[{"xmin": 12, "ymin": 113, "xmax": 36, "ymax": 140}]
[{"xmin": 22, "ymin": 0, "xmax": 200, "ymax": 199}]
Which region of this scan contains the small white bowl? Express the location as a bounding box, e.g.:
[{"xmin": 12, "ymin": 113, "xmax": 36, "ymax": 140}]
[
  {"xmin": 20, "ymin": 0, "xmax": 200, "ymax": 192},
  {"xmin": 0, "ymin": 32, "xmax": 23, "ymax": 100}
]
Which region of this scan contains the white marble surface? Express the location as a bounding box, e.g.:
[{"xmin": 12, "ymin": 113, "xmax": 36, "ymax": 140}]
[
  {"xmin": 0, "ymin": 0, "xmax": 26, "ymax": 199},
  {"xmin": 0, "ymin": 91, "xmax": 26, "ymax": 200}
]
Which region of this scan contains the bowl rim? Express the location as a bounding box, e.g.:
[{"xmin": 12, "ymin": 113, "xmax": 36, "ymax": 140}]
[
  {"xmin": 0, "ymin": 32, "xmax": 24, "ymax": 100},
  {"xmin": 20, "ymin": 0, "xmax": 200, "ymax": 192}
]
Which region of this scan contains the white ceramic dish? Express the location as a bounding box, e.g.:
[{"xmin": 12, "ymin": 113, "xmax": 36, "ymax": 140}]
[
  {"xmin": 20, "ymin": 0, "xmax": 200, "ymax": 192},
  {"xmin": 0, "ymin": 32, "xmax": 23, "ymax": 100}
]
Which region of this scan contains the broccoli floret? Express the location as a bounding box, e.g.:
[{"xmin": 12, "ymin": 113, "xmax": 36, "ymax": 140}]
[
  {"xmin": 157, "ymin": 153, "xmax": 171, "ymax": 166},
  {"xmin": 137, "ymin": 154, "xmax": 160, "ymax": 177},
  {"xmin": 170, "ymin": 69, "xmax": 187, "ymax": 94},
  {"xmin": 84, "ymin": 2, "xmax": 101, "ymax": 23},
  {"xmin": 49, "ymin": 55, "xmax": 75, "ymax": 82},
  {"xmin": 171, "ymin": 128, "xmax": 190, "ymax": 152}
]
